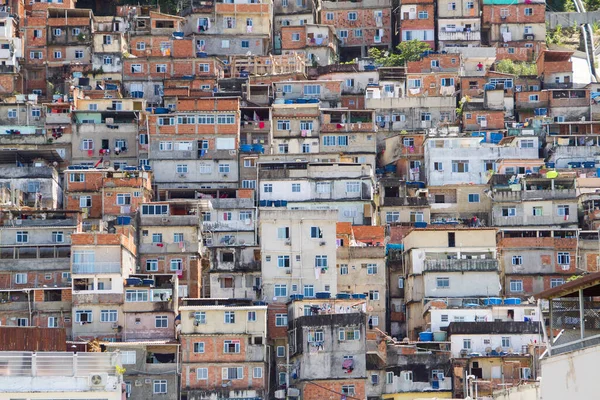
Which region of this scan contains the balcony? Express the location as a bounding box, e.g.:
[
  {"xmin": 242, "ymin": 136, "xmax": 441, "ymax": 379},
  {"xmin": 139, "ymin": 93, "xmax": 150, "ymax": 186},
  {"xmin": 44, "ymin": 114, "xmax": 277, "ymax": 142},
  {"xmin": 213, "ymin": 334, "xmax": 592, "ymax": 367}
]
[
  {"xmin": 73, "ymin": 293, "xmax": 124, "ymax": 305},
  {"xmin": 139, "ymin": 241, "xmax": 199, "ymax": 254},
  {"xmin": 140, "ymin": 215, "xmax": 200, "ymax": 227},
  {"xmin": 493, "ymin": 214, "xmax": 577, "ymax": 226},
  {"xmin": 240, "ymin": 120, "xmax": 270, "ymax": 133},
  {"xmin": 123, "ymin": 300, "xmax": 174, "ymax": 313},
  {"xmin": 320, "ymin": 122, "xmax": 375, "ymax": 133},
  {"xmin": 203, "ymin": 220, "xmax": 255, "ymax": 231},
  {"xmin": 72, "ymin": 262, "xmax": 121, "ymax": 274},
  {"xmin": 493, "ymin": 189, "xmax": 577, "ymax": 202},
  {"xmin": 439, "ymin": 30, "xmax": 481, "ymax": 41},
  {"xmin": 424, "ymin": 259, "xmax": 499, "ymax": 272},
  {"xmin": 45, "ymin": 113, "xmax": 71, "ymax": 124}
]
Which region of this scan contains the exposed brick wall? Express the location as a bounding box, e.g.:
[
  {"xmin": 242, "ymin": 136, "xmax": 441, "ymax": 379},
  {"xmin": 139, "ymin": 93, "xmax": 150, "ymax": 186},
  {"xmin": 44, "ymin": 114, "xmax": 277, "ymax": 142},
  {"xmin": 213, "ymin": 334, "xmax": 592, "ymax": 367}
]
[
  {"xmin": 300, "ymin": 379, "xmax": 366, "ymax": 400},
  {"xmin": 267, "ymin": 304, "xmax": 288, "ymax": 340}
]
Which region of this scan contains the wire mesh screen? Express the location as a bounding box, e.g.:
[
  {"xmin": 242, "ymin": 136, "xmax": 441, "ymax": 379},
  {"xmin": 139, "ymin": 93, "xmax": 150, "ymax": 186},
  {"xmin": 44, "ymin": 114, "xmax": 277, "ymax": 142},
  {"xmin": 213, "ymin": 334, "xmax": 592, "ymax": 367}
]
[{"xmin": 550, "ymin": 298, "xmax": 600, "ymax": 355}]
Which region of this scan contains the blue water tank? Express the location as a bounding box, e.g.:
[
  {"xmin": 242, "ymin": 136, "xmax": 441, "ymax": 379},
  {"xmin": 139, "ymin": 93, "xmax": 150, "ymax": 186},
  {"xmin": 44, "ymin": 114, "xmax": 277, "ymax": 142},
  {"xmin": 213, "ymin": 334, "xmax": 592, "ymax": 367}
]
[
  {"xmin": 336, "ymin": 293, "xmax": 351, "ymax": 299},
  {"xmin": 352, "ymin": 293, "xmax": 367, "ymax": 300},
  {"xmin": 290, "ymin": 294, "xmax": 304, "ymax": 301},
  {"xmin": 504, "ymin": 298, "xmax": 522, "ymax": 305},
  {"xmin": 419, "ymin": 332, "xmax": 434, "ymax": 342},
  {"xmin": 315, "ymin": 292, "xmax": 331, "ymax": 299},
  {"xmin": 583, "ymin": 161, "xmax": 595, "ymax": 168},
  {"xmin": 196, "ymin": 51, "xmax": 208, "ymax": 58},
  {"xmin": 484, "ymin": 297, "xmax": 503, "ymax": 306},
  {"xmin": 240, "ymin": 144, "xmax": 252, "ymax": 153},
  {"xmin": 284, "ymin": 99, "xmax": 294, "ymax": 104},
  {"xmin": 296, "ymin": 98, "xmax": 307, "ymax": 104},
  {"xmin": 414, "ymin": 222, "xmax": 428, "ymax": 228},
  {"xmin": 546, "ymin": 162, "xmax": 555, "ymax": 169}
]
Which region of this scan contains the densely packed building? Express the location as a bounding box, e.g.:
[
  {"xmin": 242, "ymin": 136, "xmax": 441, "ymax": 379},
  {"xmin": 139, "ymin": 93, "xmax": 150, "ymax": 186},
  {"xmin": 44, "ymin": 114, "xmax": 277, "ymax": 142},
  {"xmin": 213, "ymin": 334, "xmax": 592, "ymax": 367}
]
[{"xmin": 0, "ymin": 0, "xmax": 598, "ymax": 398}]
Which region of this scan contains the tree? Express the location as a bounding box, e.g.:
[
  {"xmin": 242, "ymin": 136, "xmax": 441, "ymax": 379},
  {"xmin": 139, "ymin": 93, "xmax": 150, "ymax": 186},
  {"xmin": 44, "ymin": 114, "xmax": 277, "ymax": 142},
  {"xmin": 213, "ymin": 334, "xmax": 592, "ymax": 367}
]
[
  {"xmin": 495, "ymin": 59, "xmax": 537, "ymax": 76},
  {"xmin": 368, "ymin": 40, "xmax": 432, "ymax": 67}
]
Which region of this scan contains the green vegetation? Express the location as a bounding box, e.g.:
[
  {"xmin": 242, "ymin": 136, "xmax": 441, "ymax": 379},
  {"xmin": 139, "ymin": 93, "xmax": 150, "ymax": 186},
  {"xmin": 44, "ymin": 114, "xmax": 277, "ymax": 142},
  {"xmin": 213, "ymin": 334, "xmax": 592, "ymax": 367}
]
[
  {"xmin": 494, "ymin": 59, "xmax": 537, "ymax": 76},
  {"xmin": 368, "ymin": 40, "xmax": 432, "ymax": 67}
]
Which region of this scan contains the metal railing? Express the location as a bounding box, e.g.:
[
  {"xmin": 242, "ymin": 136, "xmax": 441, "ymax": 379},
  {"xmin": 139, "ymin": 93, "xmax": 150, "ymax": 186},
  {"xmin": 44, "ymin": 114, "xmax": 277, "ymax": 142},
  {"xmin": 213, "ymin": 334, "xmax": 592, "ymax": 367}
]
[
  {"xmin": 424, "ymin": 259, "xmax": 498, "ymax": 272},
  {"xmin": 72, "ymin": 262, "xmax": 121, "ymax": 274}
]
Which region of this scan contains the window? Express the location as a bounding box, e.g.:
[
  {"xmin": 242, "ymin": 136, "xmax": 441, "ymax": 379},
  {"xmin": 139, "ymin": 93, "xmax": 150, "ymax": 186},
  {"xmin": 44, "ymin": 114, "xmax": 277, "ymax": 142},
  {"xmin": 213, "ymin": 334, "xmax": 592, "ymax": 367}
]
[
  {"xmin": 219, "ymin": 164, "xmax": 230, "ymax": 174},
  {"xmin": 418, "ymin": 11, "xmax": 428, "ymax": 18},
  {"xmin": 175, "ymin": 164, "xmax": 189, "ymax": 174},
  {"xmin": 468, "ymin": 194, "xmax": 480, "ymax": 203},
  {"xmin": 339, "ymin": 328, "xmax": 361, "ymax": 341},
  {"xmin": 169, "ymin": 259, "xmax": 182, "ymax": 272},
  {"xmin": 30, "ymin": 51, "xmax": 43, "ymax": 59},
  {"xmin": 52, "ymin": 50, "xmax": 62, "ymax": 59},
  {"xmin": 557, "ymin": 205, "xmax": 570, "ymax": 216},
  {"xmin": 386, "ymin": 371, "xmax": 394, "ymax": 384},
  {"xmin": 197, "ymin": 367, "xmax": 208, "ymax": 380},
  {"xmin": 223, "ymin": 340, "xmax": 241, "ymax": 353},
  {"xmin": 7, "ymin": 108, "xmax": 17, "ymax": 118},
  {"xmin": 316, "ymin": 182, "xmax": 331, "ymax": 193},
  {"xmin": 277, "ymin": 256, "xmax": 290, "ymax": 268},
  {"xmin": 502, "ymin": 207, "xmax": 516, "ymax": 217},
  {"xmin": 153, "ymin": 380, "xmax": 167, "ymax": 394},
  {"xmin": 126, "ymin": 290, "xmax": 149, "ymax": 302},
  {"xmin": 348, "ymin": 11, "xmax": 357, "ymax": 20},
  {"xmin": 241, "ymin": 40, "xmax": 249, "ymax": 48},
  {"xmin": 223, "ymin": 367, "xmax": 244, "ymax": 380},
  {"xmin": 369, "ymin": 290, "xmax": 380, "ymax": 300},
  {"xmin": 322, "ymin": 135, "xmax": 336, "ymax": 146},
  {"xmin": 304, "ymin": 284, "xmax": 315, "ymax": 297},
  {"xmin": 276, "ymin": 313, "xmax": 288, "ymax": 326},
  {"xmin": 386, "ymin": 211, "xmax": 400, "ymax": 223},
  {"xmin": 532, "ymin": 206, "xmax": 543, "ymax": 216},
  {"xmin": 195, "ymin": 312, "xmax": 206, "ymax": 324},
  {"xmin": 346, "ymin": 181, "xmax": 360, "ymax": 193},
  {"xmin": 155, "ymin": 316, "xmax": 168, "ymax": 328},
  {"xmin": 367, "ymin": 264, "xmax": 378, "ymax": 275},
  {"xmin": 15, "ymin": 273, "xmax": 27, "ymax": 284},
  {"xmin": 194, "ymin": 342, "xmax": 205, "ymax": 353},
  {"xmin": 277, "ymin": 346, "xmax": 285, "ymax": 357},
  {"xmin": 278, "ymin": 143, "xmax": 289, "ymax": 154},
  {"xmin": 342, "ymin": 385, "xmax": 356, "ymax": 396},
  {"xmin": 291, "ymin": 32, "xmax": 300, "ymax": 41},
  {"xmin": 16, "ymin": 318, "xmax": 28, "ymax": 326},
  {"xmin": 326, "ymin": 12, "xmax": 334, "ymax": 20},
  {"xmin": 340, "ymin": 264, "xmax": 348, "ymax": 275},
  {"xmin": 408, "ymin": 79, "xmax": 422, "ymax": 88},
  {"xmin": 434, "ymin": 162, "xmax": 443, "ymax": 171},
  {"xmin": 502, "ymin": 337, "xmax": 511, "ymax": 347},
  {"xmin": 315, "ymin": 255, "xmax": 328, "ymax": 268},
  {"xmin": 16, "ymin": 231, "xmax": 29, "ymax": 244},
  {"xmin": 152, "ymin": 233, "xmax": 163, "ymax": 244},
  {"xmin": 100, "ymin": 310, "xmax": 118, "ymax": 323},
  {"xmin": 276, "ymin": 120, "xmax": 290, "ymax": 130},
  {"xmin": 436, "ymin": 277, "xmax": 450, "ymax": 288},
  {"xmin": 48, "ymin": 317, "xmax": 58, "ymax": 328},
  {"xmin": 452, "ymin": 161, "xmax": 469, "ymax": 173},
  {"xmin": 310, "ymin": 226, "xmax": 323, "ymax": 239},
  {"xmin": 274, "ymin": 284, "xmax": 287, "ymax": 297},
  {"xmin": 136, "ymin": 41, "xmax": 146, "ymax": 50},
  {"xmin": 558, "ymin": 252, "xmax": 571, "ymax": 265},
  {"xmin": 339, "ymin": 29, "xmax": 348, "ymax": 38},
  {"xmin": 431, "ymin": 60, "xmax": 440, "ymax": 68},
  {"xmin": 304, "ymin": 85, "xmax": 321, "ymax": 96},
  {"xmin": 287, "ymin": 183, "xmax": 300, "ymax": 193},
  {"xmin": 53, "ymin": 28, "xmax": 62, "ymax": 36},
  {"xmin": 524, "ymin": 7, "xmax": 533, "ymax": 15},
  {"xmin": 521, "ymin": 139, "xmax": 535, "ymax": 148},
  {"xmin": 463, "ymin": 339, "xmax": 472, "ymax": 349},
  {"xmin": 277, "ymin": 227, "xmax": 290, "ymax": 240},
  {"xmin": 75, "ymin": 310, "xmax": 93, "ymax": 323},
  {"xmin": 551, "ymin": 278, "xmax": 564, "ymax": 288},
  {"xmin": 115, "ymin": 193, "xmax": 131, "ymax": 206},
  {"xmin": 253, "ymin": 367, "xmax": 263, "ymax": 379},
  {"xmin": 512, "ymin": 256, "xmax": 523, "ymax": 265},
  {"xmin": 467, "ymin": 1, "xmax": 474, "ymax": 8},
  {"xmin": 263, "ymin": 183, "xmax": 273, "ymax": 193},
  {"xmin": 448, "ymin": 2, "xmax": 456, "ymax": 10},
  {"xmin": 75, "ymin": 50, "xmax": 84, "ymax": 59},
  {"xmin": 510, "ymin": 280, "xmax": 523, "ymax": 292}
]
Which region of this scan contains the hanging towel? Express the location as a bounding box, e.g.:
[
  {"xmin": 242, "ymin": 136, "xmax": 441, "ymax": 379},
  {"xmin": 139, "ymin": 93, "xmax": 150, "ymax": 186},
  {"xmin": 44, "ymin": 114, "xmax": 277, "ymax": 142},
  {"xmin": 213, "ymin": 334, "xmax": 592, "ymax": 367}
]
[
  {"xmin": 259, "ymin": 121, "xmax": 265, "ymax": 129},
  {"xmin": 502, "ymin": 32, "xmax": 512, "ymax": 42},
  {"xmin": 87, "ymin": 149, "xmax": 93, "ymax": 157},
  {"xmin": 336, "ymin": 123, "xmax": 343, "ymax": 129}
]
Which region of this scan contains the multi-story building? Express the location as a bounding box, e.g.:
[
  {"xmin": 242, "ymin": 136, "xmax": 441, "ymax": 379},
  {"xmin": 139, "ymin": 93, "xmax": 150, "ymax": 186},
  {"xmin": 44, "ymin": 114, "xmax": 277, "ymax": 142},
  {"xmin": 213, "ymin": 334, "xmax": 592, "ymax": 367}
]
[
  {"xmin": 92, "ymin": 16, "xmax": 127, "ymax": 85},
  {"xmin": 182, "ymin": 0, "xmax": 273, "ymax": 56},
  {"xmin": 148, "ymin": 97, "xmax": 241, "ymax": 193},
  {"xmin": 71, "ymin": 95, "xmax": 146, "ymax": 168},
  {"xmin": 70, "ymin": 227, "xmax": 137, "ymax": 341},
  {"xmin": 273, "ymin": 0, "xmax": 315, "ymax": 54},
  {"xmin": 481, "ymin": 0, "xmax": 546, "ymax": 61},
  {"xmin": 437, "ymin": 0, "xmax": 481, "ymax": 49},
  {"xmin": 260, "ymin": 209, "xmax": 338, "ymax": 302},
  {"xmin": 0, "ymin": 351, "xmax": 124, "ymax": 399},
  {"xmin": 0, "ymin": 9, "xmax": 22, "ymax": 95},
  {"xmin": 336, "ymin": 223, "xmax": 387, "ymax": 332},
  {"xmin": 402, "ymin": 227, "xmax": 501, "ymax": 339},
  {"xmin": 398, "ymin": 0, "xmax": 435, "ymax": 49},
  {"xmin": 287, "ymin": 297, "xmax": 368, "ymax": 399},
  {"xmin": 138, "ymin": 200, "xmax": 207, "ymax": 299},
  {"xmin": 317, "ymin": 0, "xmax": 392, "ymax": 60},
  {"xmin": 0, "ymin": 209, "xmax": 77, "ymax": 332},
  {"xmin": 258, "ymin": 161, "xmax": 375, "ymax": 224},
  {"xmin": 179, "ymin": 298, "xmax": 268, "ymax": 400},
  {"xmin": 279, "ymin": 24, "xmax": 338, "ymax": 66},
  {"xmin": 424, "ymin": 136, "xmax": 542, "ymax": 186},
  {"xmin": 378, "ymin": 179, "xmax": 430, "ymax": 225}
]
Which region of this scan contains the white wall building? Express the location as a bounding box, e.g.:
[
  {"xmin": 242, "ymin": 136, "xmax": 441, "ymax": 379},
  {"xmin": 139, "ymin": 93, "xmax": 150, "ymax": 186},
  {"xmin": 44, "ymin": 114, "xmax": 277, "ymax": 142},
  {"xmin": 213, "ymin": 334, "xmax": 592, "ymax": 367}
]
[{"xmin": 259, "ymin": 209, "xmax": 338, "ymax": 302}]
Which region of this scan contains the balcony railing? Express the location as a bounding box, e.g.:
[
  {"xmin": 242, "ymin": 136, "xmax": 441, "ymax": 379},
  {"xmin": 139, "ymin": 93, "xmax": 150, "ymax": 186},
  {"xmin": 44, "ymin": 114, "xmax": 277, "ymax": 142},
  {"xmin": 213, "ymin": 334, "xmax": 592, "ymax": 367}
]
[
  {"xmin": 424, "ymin": 259, "xmax": 499, "ymax": 272},
  {"xmin": 438, "ymin": 31, "xmax": 481, "ymax": 41},
  {"xmin": 72, "ymin": 262, "xmax": 121, "ymax": 274}
]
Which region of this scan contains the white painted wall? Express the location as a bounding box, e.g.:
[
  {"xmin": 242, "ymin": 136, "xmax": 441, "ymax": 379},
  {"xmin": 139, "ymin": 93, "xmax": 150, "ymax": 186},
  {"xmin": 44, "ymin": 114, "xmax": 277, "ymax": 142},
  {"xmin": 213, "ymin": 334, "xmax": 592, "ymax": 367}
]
[
  {"xmin": 450, "ymin": 333, "xmax": 541, "ymax": 357},
  {"xmin": 423, "ymin": 271, "xmax": 501, "ymax": 298}
]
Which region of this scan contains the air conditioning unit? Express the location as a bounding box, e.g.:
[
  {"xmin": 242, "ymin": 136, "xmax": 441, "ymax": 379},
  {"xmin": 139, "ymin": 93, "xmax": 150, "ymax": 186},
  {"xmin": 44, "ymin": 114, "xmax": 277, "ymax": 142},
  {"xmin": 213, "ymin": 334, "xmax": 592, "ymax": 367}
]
[
  {"xmin": 162, "ymin": 218, "xmax": 170, "ymax": 222},
  {"xmin": 525, "ymin": 34, "xmax": 534, "ymax": 40},
  {"xmin": 135, "ymin": 380, "xmax": 143, "ymax": 387},
  {"xmin": 178, "ymin": 173, "xmax": 187, "ymax": 178},
  {"xmin": 284, "ymin": 239, "xmax": 291, "ymax": 245},
  {"xmin": 89, "ymin": 373, "xmax": 108, "ymax": 387},
  {"xmin": 190, "ymin": 255, "xmax": 198, "ymax": 260},
  {"xmin": 144, "ymin": 378, "xmax": 152, "ymax": 384},
  {"xmin": 319, "ymin": 241, "xmax": 326, "ymax": 246},
  {"xmin": 111, "ymin": 323, "xmax": 119, "ymax": 329},
  {"xmin": 288, "ymin": 388, "xmax": 300, "ymax": 397},
  {"xmin": 229, "ymin": 150, "xmax": 237, "ymax": 155}
]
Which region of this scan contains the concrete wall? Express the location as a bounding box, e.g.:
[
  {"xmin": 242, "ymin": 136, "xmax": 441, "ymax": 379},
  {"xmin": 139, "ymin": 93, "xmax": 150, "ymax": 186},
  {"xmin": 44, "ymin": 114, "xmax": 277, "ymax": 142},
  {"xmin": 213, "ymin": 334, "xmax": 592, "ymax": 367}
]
[
  {"xmin": 423, "ymin": 271, "xmax": 500, "ymax": 298},
  {"xmin": 449, "ymin": 333, "xmax": 541, "ymax": 357},
  {"xmin": 179, "ymin": 306, "xmax": 267, "ymax": 335},
  {"xmin": 403, "ymin": 229, "xmax": 497, "ymax": 253},
  {"xmin": 540, "ymin": 344, "xmax": 600, "ymax": 400},
  {"xmin": 260, "ymin": 209, "xmax": 338, "ymax": 302},
  {"xmin": 546, "ymin": 11, "xmax": 600, "ymax": 29}
]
